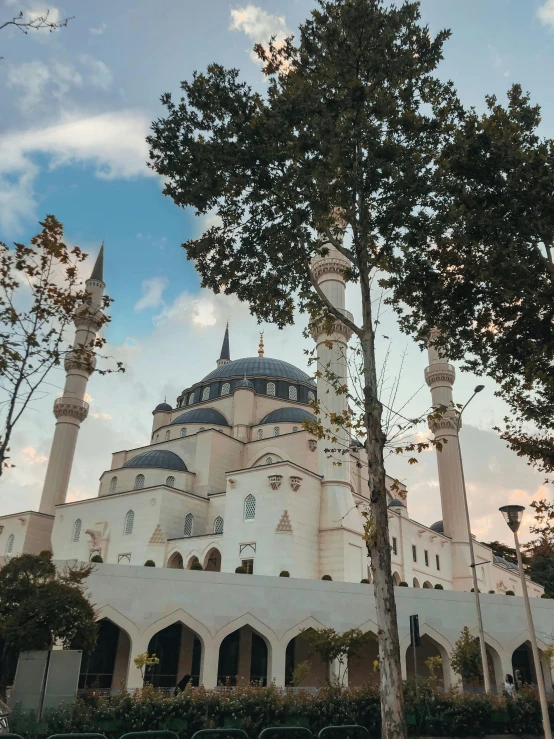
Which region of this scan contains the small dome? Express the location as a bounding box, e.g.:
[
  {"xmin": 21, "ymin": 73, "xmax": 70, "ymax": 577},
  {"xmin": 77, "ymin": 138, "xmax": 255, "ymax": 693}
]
[
  {"xmin": 430, "ymin": 520, "xmax": 444, "ymax": 533},
  {"xmin": 154, "ymin": 402, "xmax": 172, "ymax": 412},
  {"xmin": 388, "ymin": 499, "xmax": 404, "ymax": 508},
  {"xmin": 259, "ymin": 407, "xmax": 317, "ymax": 425},
  {"xmin": 234, "ymin": 378, "xmax": 254, "ymax": 390},
  {"xmin": 171, "ymin": 408, "xmax": 229, "ymax": 426},
  {"xmin": 123, "ymin": 449, "xmax": 187, "ymax": 471}
]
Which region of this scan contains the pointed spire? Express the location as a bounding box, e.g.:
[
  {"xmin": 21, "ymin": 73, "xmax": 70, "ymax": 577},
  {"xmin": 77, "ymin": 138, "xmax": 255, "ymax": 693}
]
[
  {"xmin": 220, "ymin": 322, "xmax": 230, "ymax": 361},
  {"xmin": 90, "ymin": 242, "xmax": 104, "ymax": 282},
  {"xmin": 258, "ymin": 331, "xmax": 264, "ymax": 358}
]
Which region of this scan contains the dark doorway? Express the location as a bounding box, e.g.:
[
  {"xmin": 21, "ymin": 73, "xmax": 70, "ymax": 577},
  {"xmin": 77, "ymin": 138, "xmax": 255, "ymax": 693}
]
[
  {"xmin": 145, "ymin": 623, "xmax": 181, "ymax": 688},
  {"xmin": 79, "ymin": 619, "xmax": 119, "ymax": 689},
  {"xmin": 218, "ymin": 631, "xmax": 240, "ymax": 686},
  {"xmin": 250, "ymin": 632, "xmax": 268, "ymax": 685},
  {"xmin": 513, "ymin": 643, "xmax": 536, "ymax": 686}
]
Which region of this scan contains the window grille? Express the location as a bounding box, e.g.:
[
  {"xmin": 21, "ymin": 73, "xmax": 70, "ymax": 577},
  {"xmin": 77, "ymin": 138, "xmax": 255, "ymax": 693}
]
[
  {"xmin": 134, "ymin": 474, "xmax": 145, "ymax": 490},
  {"xmin": 214, "ymin": 516, "xmax": 224, "ymax": 534},
  {"xmin": 273, "ymin": 427, "xmax": 280, "ymax": 437},
  {"xmin": 257, "ymin": 429, "xmax": 263, "ymax": 440},
  {"xmin": 292, "ymin": 426, "xmax": 298, "ymax": 432},
  {"xmin": 6, "ymin": 534, "xmax": 14, "ymax": 554},
  {"xmin": 184, "ymin": 513, "xmax": 194, "ymax": 537},
  {"xmin": 241, "ymin": 558, "xmax": 254, "ymax": 574},
  {"xmin": 436, "ymin": 554, "xmax": 440, "ymax": 571},
  {"xmin": 202, "ymin": 386, "xmax": 210, "ymax": 401},
  {"xmin": 267, "ymin": 382, "xmax": 276, "ymax": 396},
  {"xmin": 424, "ymin": 550, "xmax": 429, "ymax": 567},
  {"xmin": 110, "ymin": 476, "xmax": 117, "ymax": 493},
  {"xmin": 165, "ymin": 430, "xmax": 170, "ymax": 441},
  {"xmin": 181, "ymin": 428, "xmax": 187, "ymax": 437},
  {"xmin": 392, "ymin": 537, "xmax": 397, "ymax": 556},
  {"xmin": 73, "ymin": 519, "xmax": 82, "ymax": 542},
  {"xmin": 412, "ymin": 544, "xmax": 417, "ymax": 563},
  {"xmin": 124, "ymin": 510, "xmax": 134, "ymax": 535},
  {"xmin": 221, "ymin": 382, "xmax": 231, "ymax": 396},
  {"xmin": 244, "ymin": 494, "xmax": 256, "ymax": 521},
  {"xmin": 288, "ymin": 386, "xmax": 297, "ymax": 400},
  {"xmin": 166, "ymin": 476, "xmax": 175, "ymax": 488},
  {"xmin": 266, "ymin": 457, "xmax": 273, "ymax": 465},
  {"xmin": 308, "ymin": 391, "xmax": 315, "ymax": 403}
]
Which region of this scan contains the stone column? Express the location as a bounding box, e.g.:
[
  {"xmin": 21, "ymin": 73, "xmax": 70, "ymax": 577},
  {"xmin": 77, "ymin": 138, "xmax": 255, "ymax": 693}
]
[
  {"xmin": 126, "ymin": 633, "xmax": 150, "ymax": 690},
  {"xmin": 269, "ymin": 642, "xmax": 287, "ymax": 687},
  {"xmin": 201, "ymin": 640, "xmax": 220, "ymax": 688}
]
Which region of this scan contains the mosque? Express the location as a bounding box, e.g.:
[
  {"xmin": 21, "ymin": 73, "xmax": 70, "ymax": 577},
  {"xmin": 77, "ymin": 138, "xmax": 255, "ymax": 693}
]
[{"xmin": 0, "ymin": 243, "xmax": 552, "ymax": 695}]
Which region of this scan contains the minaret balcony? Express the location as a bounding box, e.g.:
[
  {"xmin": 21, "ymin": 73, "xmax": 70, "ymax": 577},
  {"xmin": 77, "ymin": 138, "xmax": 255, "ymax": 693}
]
[
  {"xmin": 53, "ymin": 397, "xmax": 89, "ymax": 422},
  {"xmin": 424, "ymin": 362, "xmax": 455, "ymax": 387}
]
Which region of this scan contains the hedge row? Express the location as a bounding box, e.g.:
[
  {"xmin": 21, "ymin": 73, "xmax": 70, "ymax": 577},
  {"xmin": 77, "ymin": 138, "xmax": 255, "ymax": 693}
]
[{"xmin": 9, "ymin": 683, "xmax": 554, "ymax": 739}]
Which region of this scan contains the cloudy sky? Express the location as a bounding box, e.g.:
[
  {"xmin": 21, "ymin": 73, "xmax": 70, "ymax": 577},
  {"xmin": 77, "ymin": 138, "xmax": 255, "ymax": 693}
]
[{"xmin": 1, "ymin": 0, "xmax": 553, "ymax": 544}]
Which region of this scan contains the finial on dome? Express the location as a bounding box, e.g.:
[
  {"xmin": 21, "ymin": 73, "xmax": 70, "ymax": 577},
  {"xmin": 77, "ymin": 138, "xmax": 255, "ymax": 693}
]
[
  {"xmin": 89, "ymin": 242, "xmax": 104, "ymax": 282},
  {"xmin": 217, "ymin": 322, "xmax": 231, "ymax": 367},
  {"xmin": 258, "ymin": 331, "xmax": 264, "ymax": 358}
]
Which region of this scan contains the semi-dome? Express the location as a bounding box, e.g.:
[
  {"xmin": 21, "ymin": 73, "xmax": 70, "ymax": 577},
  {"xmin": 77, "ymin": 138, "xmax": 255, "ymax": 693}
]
[
  {"xmin": 430, "ymin": 520, "xmax": 444, "ymax": 533},
  {"xmin": 171, "ymin": 408, "xmax": 229, "ymax": 426},
  {"xmin": 154, "ymin": 402, "xmax": 172, "ymax": 412},
  {"xmin": 201, "ymin": 357, "xmax": 315, "ymax": 386},
  {"xmin": 234, "ymin": 378, "xmax": 254, "ymax": 390},
  {"xmin": 123, "ymin": 449, "xmax": 187, "ymax": 471},
  {"xmin": 388, "ymin": 499, "xmax": 405, "ymax": 508},
  {"xmin": 259, "ymin": 407, "xmax": 317, "ymax": 425}
]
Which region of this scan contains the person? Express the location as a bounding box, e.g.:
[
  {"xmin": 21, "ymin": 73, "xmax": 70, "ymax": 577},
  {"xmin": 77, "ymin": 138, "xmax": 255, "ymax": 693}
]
[
  {"xmin": 174, "ymin": 673, "xmax": 192, "ymax": 696},
  {"xmin": 504, "ymin": 674, "xmax": 515, "ymax": 697}
]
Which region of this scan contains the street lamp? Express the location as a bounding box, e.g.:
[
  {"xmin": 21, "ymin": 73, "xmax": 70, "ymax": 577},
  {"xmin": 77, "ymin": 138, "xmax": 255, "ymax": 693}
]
[
  {"xmin": 499, "ymin": 504, "xmax": 552, "ymax": 739},
  {"xmin": 456, "ymin": 384, "xmax": 492, "ymax": 693}
]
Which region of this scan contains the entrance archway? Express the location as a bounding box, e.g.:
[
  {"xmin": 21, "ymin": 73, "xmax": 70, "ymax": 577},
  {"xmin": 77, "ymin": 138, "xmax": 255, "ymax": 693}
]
[
  {"xmin": 512, "ymin": 642, "xmax": 537, "ymax": 686},
  {"xmin": 413, "ymin": 577, "xmax": 420, "ymax": 588},
  {"xmin": 79, "ymin": 619, "xmax": 131, "ymax": 689},
  {"xmin": 217, "ymin": 626, "xmax": 268, "ymax": 686},
  {"xmin": 145, "ymin": 622, "xmax": 202, "ymax": 687},
  {"xmin": 204, "ymin": 548, "xmax": 222, "ymax": 572},
  {"xmin": 285, "ymin": 629, "xmax": 328, "ymax": 687},
  {"xmin": 188, "ymin": 555, "xmax": 200, "ymax": 569},
  {"xmin": 167, "ymin": 552, "xmax": 183, "ymax": 569},
  {"xmin": 348, "ymin": 631, "xmax": 379, "ymax": 687},
  {"xmin": 423, "ymin": 581, "xmax": 433, "ymax": 589},
  {"xmin": 406, "ymin": 633, "xmax": 449, "ymax": 689}
]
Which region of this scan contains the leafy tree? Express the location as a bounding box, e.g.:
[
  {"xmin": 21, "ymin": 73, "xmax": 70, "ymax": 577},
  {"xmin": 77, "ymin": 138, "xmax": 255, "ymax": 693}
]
[
  {"xmin": 301, "ymin": 627, "xmax": 374, "ymax": 687},
  {"xmin": 525, "ymin": 538, "xmax": 554, "ymax": 599},
  {"xmin": 0, "ymin": 216, "xmax": 121, "ymax": 475},
  {"xmin": 0, "ymin": 552, "xmax": 97, "ymax": 696},
  {"xmin": 147, "ymin": 2, "xmax": 461, "ymax": 736},
  {"xmin": 450, "ymin": 626, "xmax": 483, "ymax": 686}
]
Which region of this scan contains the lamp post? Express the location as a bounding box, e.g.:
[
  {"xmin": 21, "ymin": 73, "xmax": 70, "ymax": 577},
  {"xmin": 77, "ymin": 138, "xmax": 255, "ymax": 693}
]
[
  {"xmin": 456, "ymin": 384, "xmax": 492, "ymax": 693},
  {"xmin": 499, "ymin": 504, "xmax": 552, "ymax": 739}
]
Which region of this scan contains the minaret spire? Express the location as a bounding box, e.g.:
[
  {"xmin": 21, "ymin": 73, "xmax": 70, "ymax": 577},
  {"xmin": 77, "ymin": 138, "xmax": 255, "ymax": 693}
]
[
  {"xmin": 90, "ymin": 242, "xmax": 104, "ymax": 282},
  {"xmin": 258, "ymin": 331, "xmax": 264, "ymax": 357},
  {"xmin": 216, "ymin": 322, "xmax": 231, "ymax": 367}
]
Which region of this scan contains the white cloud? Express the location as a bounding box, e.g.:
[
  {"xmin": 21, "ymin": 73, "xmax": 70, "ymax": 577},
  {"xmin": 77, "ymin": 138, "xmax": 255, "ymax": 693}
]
[
  {"xmin": 80, "ymin": 54, "xmax": 113, "ymax": 90},
  {"xmin": 89, "ymin": 22, "xmax": 107, "ymax": 35},
  {"xmin": 229, "ymin": 4, "xmax": 292, "ymax": 66},
  {"xmin": 135, "ymin": 276, "xmax": 169, "ymax": 312},
  {"xmin": 537, "ymin": 0, "xmax": 554, "ymax": 28},
  {"xmin": 0, "ymin": 110, "xmax": 153, "ymax": 232}
]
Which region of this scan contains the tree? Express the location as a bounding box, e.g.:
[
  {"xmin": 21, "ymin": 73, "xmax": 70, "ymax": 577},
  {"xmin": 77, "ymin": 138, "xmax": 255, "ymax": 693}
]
[
  {"xmin": 450, "ymin": 626, "xmax": 483, "ymax": 686},
  {"xmin": 1, "ymin": 9, "xmax": 73, "ymax": 57},
  {"xmin": 147, "ymin": 2, "xmax": 461, "ymax": 736},
  {"xmin": 0, "ymin": 552, "xmax": 97, "ymax": 696},
  {"xmin": 0, "ymin": 216, "xmax": 121, "ymax": 475},
  {"xmin": 300, "ymin": 627, "xmax": 374, "ymax": 687},
  {"xmin": 133, "ymin": 652, "xmax": 160, "ymax": 681}
]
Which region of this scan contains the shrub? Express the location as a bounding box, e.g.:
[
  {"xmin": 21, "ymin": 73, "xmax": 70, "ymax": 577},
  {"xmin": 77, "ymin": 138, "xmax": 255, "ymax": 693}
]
[
  {"xmin": 434, "ymin": 584, "xmax": 444, "ymax": 590},
  {"xmin": 190, "ymin": 562, "xmax": 203, "ymax": 571},
  {"xmin": 470, "ymin": 588, "xmax": 481, "ymax": 593},
  {"xmin": 321, "ymin": 574, "xmax": 332, "ymax": 581},
  {"xmin": 90, "ymin": 555, "xmax": 103, "ymax": 563},
  {"xmin": 360, "ymin": 578, "xmax": 370, "ymax": 583},
  {"xmin": 541, "ymin": 593, "xmax": 551, "ymax": 599},
  {"xmin": 235, "ymin": 565, "xmax": 247, "ymax": 573},
  {"xmin": 144, "ymin": 560, "xmax": 156, "ymax": 567},
  {"xmin": 279, "ymin": 570, "xmax": 290, "ymax": 577},
  {"xmin": 399, "ymin": 581, "xmax": 409, "ymax": 587},
  {"xmin": 39, "ymin": 549, "xmax": 53, "ymax": 560},
  {"xmin": 506, "ymin": 590, "xmax": 515, "ymax": 595},
  {"xmin": 488, "ymin": 590, "xmax": 495, "ymax": 594}
]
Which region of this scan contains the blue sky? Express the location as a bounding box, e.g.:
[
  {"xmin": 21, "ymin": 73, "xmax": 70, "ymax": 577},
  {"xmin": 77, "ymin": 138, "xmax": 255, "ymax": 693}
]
[{"xmin": 1, "ymin": 0, "xmax": 553, "ymax": 541}]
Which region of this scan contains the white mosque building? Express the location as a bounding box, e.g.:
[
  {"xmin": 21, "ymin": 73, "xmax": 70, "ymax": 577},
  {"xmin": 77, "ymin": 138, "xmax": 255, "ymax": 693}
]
[{"xmin": 0, "ymin": 243, "xmax": 552, "ymax": 696}]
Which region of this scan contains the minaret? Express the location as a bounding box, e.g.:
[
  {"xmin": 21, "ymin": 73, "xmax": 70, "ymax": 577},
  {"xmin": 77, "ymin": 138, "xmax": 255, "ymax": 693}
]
[
  {"xmin": 425, "ymin": 336, "xmax": 473, "ymax": 589},
  {"xmin": 39, "ymin": 247, "xmax": 106, "ymax": 516},
  {"xmin": 258, "ymin": 332, "xmax": 264, "ymax": 357},
  {"xmin": 216, "ymin": 323, "xmax": 230, "ymax": 367},
  {"xmin": 310, "ymin": 221, "xmax": 364, "ymax": 581}
]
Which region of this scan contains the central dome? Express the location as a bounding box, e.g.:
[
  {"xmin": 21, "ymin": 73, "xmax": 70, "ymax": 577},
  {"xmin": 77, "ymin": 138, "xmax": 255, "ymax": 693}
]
[{"xmin": 202, "ymin": 357, "xmax": 315, "ymax": 386}]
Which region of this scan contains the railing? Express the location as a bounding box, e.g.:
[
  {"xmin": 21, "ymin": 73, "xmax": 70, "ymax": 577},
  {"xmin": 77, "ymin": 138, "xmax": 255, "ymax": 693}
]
[
  {"xmin": 77, "ymin": 686, "xmax": 322, "ymax": 698},
  {"xmin": 424, "ymin": 363, "xmax": 455, "ymax": 378},
  {"xmin": 54, "ymin": 397, "xmax": 90, "ymax": 412}
]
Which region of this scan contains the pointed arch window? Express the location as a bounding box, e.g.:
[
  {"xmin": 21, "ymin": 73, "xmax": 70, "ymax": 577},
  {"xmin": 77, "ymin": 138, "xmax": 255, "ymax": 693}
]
[
  {"xmin": 214, "ymin": 516, "xmax": 224, "ymax": 534},
  {"xmin": 308, "ymin": 391, "xmax": 315, "ymax": 403},
  {"xmin": 165, "ymin": 430, "xmax": 170, "ymax": 441},
  {"xmin": 184, "ymin": 513, "xmax": 194, "ymax": 537},
  {"xmin": 202, "ymin": 386, "xmax": 210, "ymax": 401},
  {"xmin": 6, "ymin": 534, "xmax": 14, "ymax": 554},
  {"xmin": 181, "ymin": 428, "xmax": 187, "ymax": 437},
  {"xmin": 292, "ymin": 426, "xmax": 299, "ymax": 432},
  {"xmin": 72, "ymin": 519, "xmax": 82, "ymax": 542},
  {"xmin": 266, "ymin": 457, "xmax": 273, "ymax": 465},
  {"xmin": 134, "ymin": 474, "xmax": 145, "ymax": 490},
  {"xmin": 188, "ymin": 393, "xmax": 194, "ymax": 405},
  {"xmin": 257, "ymin": 429, "xmax": 263, "ymax": 440},
  {"xmin": 166, "ymin": 476, "xmax": 175, "ymax": 488},
  {"xmin": 244, "ymin": 494, "xmax": 256, "ymax": 521},
  {"xmin": 288, "ymin": 386, "xmax": 297, "ymax": 401},
  {"xmin": 124, "ymin": 510, "xmax": 134, "ymax": 535},
  {"xmin": 267, "ymin": 382, "xmax": 276, "ymax": 396},
  {"xmin": 109, "ymin": 476, "xmax": 117, "ymax": 493},
  {"xmin": 273, "ymin": 427, "xmax": 280, "ymax": 437},
  {"xmin": 221, "ymin": 382, "xmax": 230, "ymax": 396}
]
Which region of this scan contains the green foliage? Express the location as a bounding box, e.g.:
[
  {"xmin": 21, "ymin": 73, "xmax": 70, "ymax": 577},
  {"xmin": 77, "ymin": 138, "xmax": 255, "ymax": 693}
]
[
  {"xmin": 279, "ymin": 571, "xmax": 290, "ymax": 577},
  {"xmin": 450, "ymin": 626, "xmax": 483, "ymax": 685},
  {"xmin": 506, "ymin": 590, "xmax": 515, "ymax": 596},
  {"xmin": 434, "ymin": 584, "xmax": 444, "ymax": 590},
  {"xmin": 526, "ymin": 540, "xmax": 554, "ymax": 598},
  {"xmin": 291, "ymin": 660, "xmax": 311, "ymax": 687},
  {"xmin": 542, "ymin": 593, "xmax": 552, "ymax": 599},
  {"xmin": 399, "ymin": 582, "xmax": 409, "ymax": 587},
  {"xmin": 235, "ymin": 566, "xmax": 247, "ymax": 574},
  {"xmin": 189, "ymin": 562, "xmax": 203, "ymax": 571},
  {"xmin": 300, "ymin": 626, "xmax": 374, "ymax": 687},
  {"xmin": 144, "ymin": 560, "xmax": 156, "ymax": 567},
  {"xmin": 321, "ymin": 575, "xmax": 332, "ymax": 581},
  {"xmin": 90, "ymin": 555, "xmax": 103, "ymax": 563},
  {"xmin": 133, "ymin": 652, "xmax": 160, "ymax": 678},
  {"xmin": 360, "ymin": 578, "xmax": 370, "ymax": 583}
]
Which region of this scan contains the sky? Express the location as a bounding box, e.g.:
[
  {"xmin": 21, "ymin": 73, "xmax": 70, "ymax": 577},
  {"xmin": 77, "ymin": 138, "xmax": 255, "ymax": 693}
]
[{"xmin": 1, "ymin": 0, "xmax": 554, "ymax": 544}]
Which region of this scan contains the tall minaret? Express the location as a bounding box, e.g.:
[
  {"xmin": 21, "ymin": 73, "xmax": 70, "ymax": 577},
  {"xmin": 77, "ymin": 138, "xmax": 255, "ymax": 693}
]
[
  {"xmin": 216, "ymin": 323, "xmax": 230, "ymax": 367},
  {"xmin": 310, "ymin": 226, "xmax": 364, "ymax": 582},
  {"xmin": 39, "ymin": 247, "xmax": 106, "ymax": 516},
  {"xmin": 425, "ymin": 336, "xmax": 473, "ymax": 590}
]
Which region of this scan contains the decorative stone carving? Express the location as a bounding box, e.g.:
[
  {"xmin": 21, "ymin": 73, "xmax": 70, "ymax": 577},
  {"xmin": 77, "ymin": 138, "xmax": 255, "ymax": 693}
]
[
  {"xmin": 18, "ymin": 517, "xmax": 27, "ymax": 526},
  {"xmin": 53, "ymin": 397, "xmax": 89, "ymax": 422},
  {"xmin": 290, "ymin": 476, "xmax": 302, "ymax": 492},
  {"xmin": 64, "ymin": 351, "xmax": 96, "ymax": 374},
  {"xmin": 149, "ymin": 524, "xmax": 166, "ymax": 545},
  {"xmin": 268, "ymin": 474, "xmax": 283, "ymax": 490},
  {"xmin": 276, "ymin": 510, "xmax": 293, "ymax": 533},
  {"xmin": 424, "ymin": 363, "xmax": 456, "ymax": 387},
  {"xmin": 0, "ymin": 525, "xmax": 4, "ymax": 534},
  {"xmin": 308, "ymin": 440, "xmax": 317, "ymax": 452},
  {"xmin": 228, "ymin": 478, "xmax": 237, "ymax": 488}
]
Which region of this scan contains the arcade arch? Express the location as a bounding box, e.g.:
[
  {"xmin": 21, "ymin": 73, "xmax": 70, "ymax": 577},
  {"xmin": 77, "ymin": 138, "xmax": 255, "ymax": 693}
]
[
  {"xmin": 79, "ymin": 618, "xmax": 131, "ymax": 689},
  {"xmin": 203, "ymin": 547, "xmax": 222, "ymax": 572},
  {"xmin": 167, "ymin": 552, "xmax": 184, "ymax": 569}
]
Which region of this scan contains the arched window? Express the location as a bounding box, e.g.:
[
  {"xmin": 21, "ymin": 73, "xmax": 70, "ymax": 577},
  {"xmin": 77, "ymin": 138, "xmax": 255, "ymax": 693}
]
[
  {"xmin": 184, "ymin": 513, "xmax": 194, "ymax": 537},
  {"xmin": 6, "ymin": 534, "xmax": 14, "ymax": 554},
  {"xmin": 214, "ymin": 516, "xmax": 224, "ymax": 534},
  {"xmin": 308, "ymin": 391, "xmax": 315, "ymax": 403},
  {"xmin": 292, "ymin": 426, "xmax": 298, "ymax": 432},
  {"xmin": 273, "ymin": 427, "xmax": 280, "ymax": 437},
  {"xmin": 266, "ymin": 457, "xmax": 273, "ymax": 464},
  {"xmin": 221, "ymin": 382, "xmax": 230, "ymax": 396},
  {"xmin": 109, "ymin": 476, "xmax": 117, "ymax": 493},
  {"xmin": 289, "ymin": 386, "xmax": 297, "ymax": 400},
  {"xmin": 267, "ymin": 382, "xmax": 276, "ymax": 396},
  {"xmin": 257, "ymin": 429, "xmax": 263, "ymax": 440},
  {"xmin": 124, "ymin": 510, "xmax": 134, "ymax": 535},
  {"xmin": 164, "ymin": 430, "xmax": 170, "ymax": 441},
  {"xmin": 202, "ymin": 386, "xmax": 210, "ymax": 401},
  {"xmin": 166, "ymin": 476, "xmax": 175, "ymax": 488},
  {"xmin": 72, "ymin": 519, "xmax": 82, "ymax": 542},
  {"xmin": 244, "ymin": 494, "xmax": 256, "ymax": 521},
  {"xmin": 181, "ymin": 428, "xmax": 187, "ymax": 437},
  {"xmin": 188, "ymin": 393, "xmax": 194, "ymax": 405},
  {"xmin": 134, "ymin": 474, "xmax": 145, "ymax": 490}
]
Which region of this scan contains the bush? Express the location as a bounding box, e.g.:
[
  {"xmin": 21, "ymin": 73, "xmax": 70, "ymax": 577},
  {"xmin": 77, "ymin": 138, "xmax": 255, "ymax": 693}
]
[
  {"xmin": 321, "ymin": 574, "xmax": 332, "ymax": 581},
  {"xmin": 360, "ymin": 578, "xmax": 370, "ymax": 583},
  {"xmin": 235, "ymin": 566, "xmax": 247, "ymax": 574},
  {"xmin": 541, "ymin": 593, "xmax": 551, "ymax": 598},
  {"xmin": 506, "ymin": 590, "xmax": 515, "ymax": 595},
  {"xmin": 434, "ymin": 584, "xmax": 444, "ymax": 590},
  {"xmin": 279, "ymin": 571, "xmax": 290, "ymax": 577},
  {"xmin": 144, "ymin": 560, "xmax": 156, "ymax": 567},
  {"xmin": 471, "ymin": 588, "xmax": 481, "ymax": 593},
  {"xmin": 488, "ymin": 590, "xmax": 495, "ymax": 594},
  {"xmin": 39, "ymin": 549, "xmax": 53, "ymax": 560},
  {"xmin": 399, "ymin": 581, "xmax": 409, "ymax": 587},
  {"xmin": 190, "ymin": 562, "xmax": 203, "ymax": 571},
  {"xmin": 90, "ymin": 555, "xmax": 103, "ymax": 563}
]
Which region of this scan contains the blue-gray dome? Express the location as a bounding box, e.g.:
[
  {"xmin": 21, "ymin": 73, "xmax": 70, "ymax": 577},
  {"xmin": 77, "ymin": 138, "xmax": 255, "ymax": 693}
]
[
  {"xmin": 123, "ymin": 450, "xmax": 187, "ymax": 471},
  {"xmin": 260, "ymin": 407, "xmax": 317, "ymax": 425},
  {"xmin": 154, "ymin": 402, "xmax": 172, "ymax": 412},
  {"xmin": 430, "ymin": 520, "xmax": 444, "ymax": 533},
  {"xmin": 202, "ymin": 357, "xmax": 315, "ymax": 386},
  {"xmin": 388, "ymin": 499, "xmax": 404, "ymax": 508},
  {"xmin": 234, "ymin": 378, "xmax": 254, "ymax": 390},
  {"xmin": 171, "ymin": 408, "xmax": 229, "ymax": 426}
]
